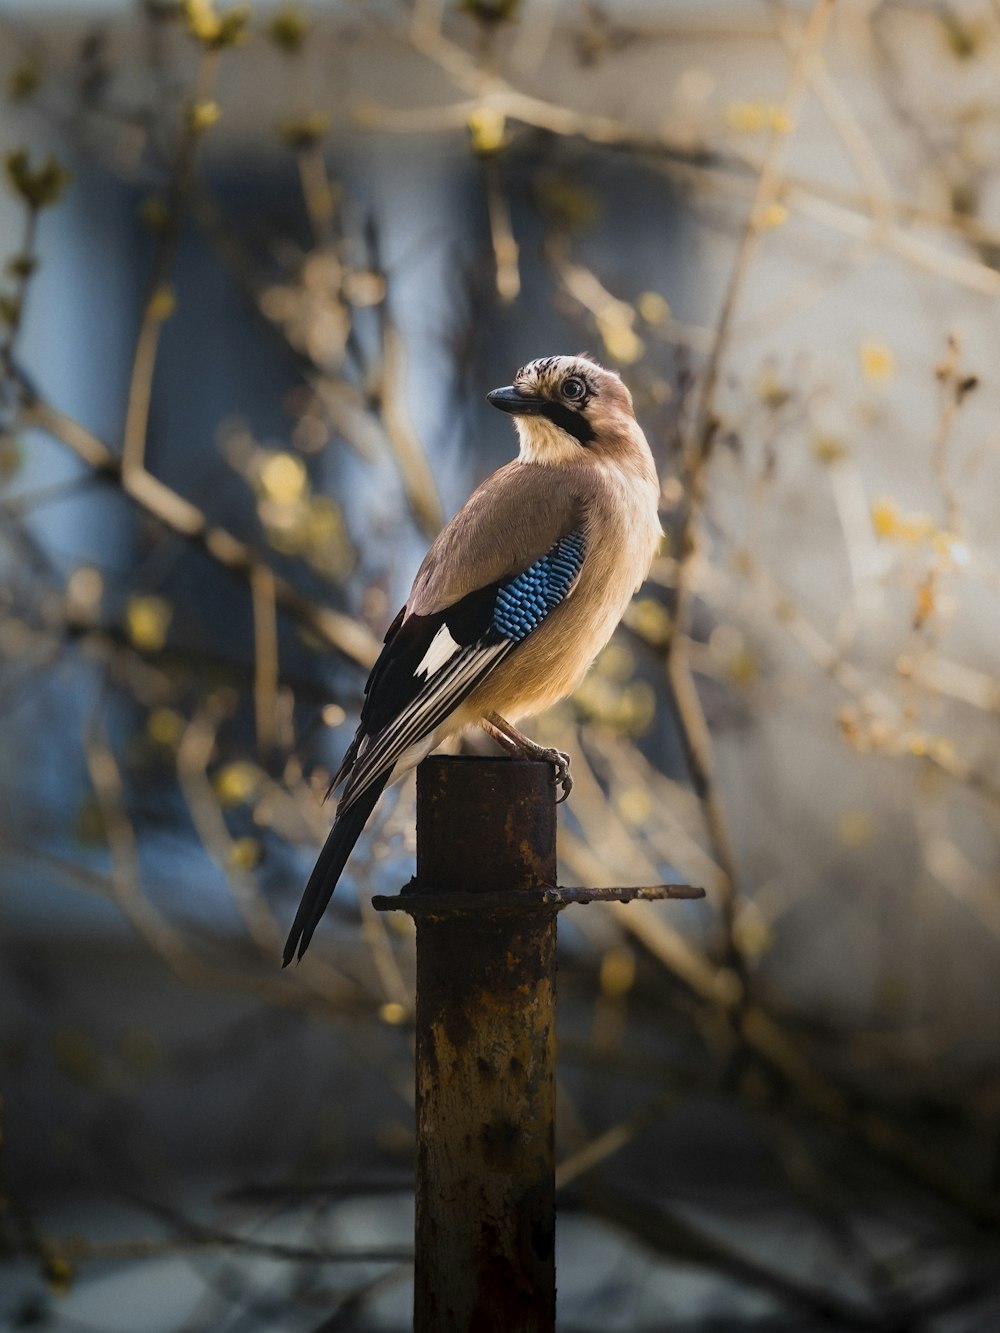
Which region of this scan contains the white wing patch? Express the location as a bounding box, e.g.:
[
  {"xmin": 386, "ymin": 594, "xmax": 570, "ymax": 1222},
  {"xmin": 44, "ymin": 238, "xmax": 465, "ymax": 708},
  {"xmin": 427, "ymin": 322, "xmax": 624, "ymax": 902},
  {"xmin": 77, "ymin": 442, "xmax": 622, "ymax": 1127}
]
[
  {"xmin": 414, "ymin": 623, "xmax": 461, "ymax": 679},
  {"xmin": 339, "ymin": 639, "xmax": 512, "ymax": 814}
]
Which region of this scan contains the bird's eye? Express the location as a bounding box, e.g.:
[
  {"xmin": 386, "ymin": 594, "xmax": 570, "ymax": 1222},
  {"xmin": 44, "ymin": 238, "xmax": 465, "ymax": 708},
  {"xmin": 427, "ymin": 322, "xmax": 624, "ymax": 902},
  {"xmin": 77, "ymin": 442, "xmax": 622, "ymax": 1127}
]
[{"xmin": 562, "ymin": 376, "xmax": 586, "ymax": 402}]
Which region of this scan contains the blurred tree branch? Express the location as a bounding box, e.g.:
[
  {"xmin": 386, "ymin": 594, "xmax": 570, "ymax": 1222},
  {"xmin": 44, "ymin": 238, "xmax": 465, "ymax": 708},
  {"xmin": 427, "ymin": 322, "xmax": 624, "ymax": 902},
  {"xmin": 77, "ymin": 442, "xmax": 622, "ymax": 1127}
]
[{"xmin": 4, "ymin": 0, "xmax": 1000, "ymax": 1325}]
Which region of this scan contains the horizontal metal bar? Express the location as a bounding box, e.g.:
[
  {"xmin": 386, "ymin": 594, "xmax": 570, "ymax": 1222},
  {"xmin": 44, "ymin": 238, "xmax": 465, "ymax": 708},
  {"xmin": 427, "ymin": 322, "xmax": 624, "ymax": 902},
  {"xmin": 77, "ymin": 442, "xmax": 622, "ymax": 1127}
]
[
  {"xmin": 373, "ymin": 882, "xmax": 704, "ymax": 917},
  {"xmin": 548, "ymin": 883, "xmax": 705, "ymax": 904}
]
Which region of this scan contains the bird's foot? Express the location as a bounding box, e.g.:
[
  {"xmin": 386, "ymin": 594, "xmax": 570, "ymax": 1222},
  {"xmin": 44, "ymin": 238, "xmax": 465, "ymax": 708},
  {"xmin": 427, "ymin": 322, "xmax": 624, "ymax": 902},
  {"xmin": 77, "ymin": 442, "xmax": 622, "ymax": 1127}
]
[
  {"xmin": 481, "ymin": 713, "xmax": 574, "ymax": 802},
  {"xmin": 531, "ymin": 745, "xmax": 573, "ymax": 803}
]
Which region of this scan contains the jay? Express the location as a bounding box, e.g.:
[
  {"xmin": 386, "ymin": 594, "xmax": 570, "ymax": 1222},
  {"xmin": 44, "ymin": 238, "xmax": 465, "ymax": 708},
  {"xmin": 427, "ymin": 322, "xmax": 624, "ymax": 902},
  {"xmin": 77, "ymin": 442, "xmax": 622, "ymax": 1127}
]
[{"xmin": 284, "ymin": 354, "xmax": 662, "ymax": 963}]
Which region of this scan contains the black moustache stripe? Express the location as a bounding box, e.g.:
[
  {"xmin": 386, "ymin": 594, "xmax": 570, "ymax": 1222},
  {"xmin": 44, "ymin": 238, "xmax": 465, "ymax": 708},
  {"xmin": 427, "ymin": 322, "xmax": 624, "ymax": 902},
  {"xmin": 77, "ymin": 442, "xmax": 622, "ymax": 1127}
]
[{"xmin": 540, "ymin": 401, "xmax": 595, "ymax": 445}]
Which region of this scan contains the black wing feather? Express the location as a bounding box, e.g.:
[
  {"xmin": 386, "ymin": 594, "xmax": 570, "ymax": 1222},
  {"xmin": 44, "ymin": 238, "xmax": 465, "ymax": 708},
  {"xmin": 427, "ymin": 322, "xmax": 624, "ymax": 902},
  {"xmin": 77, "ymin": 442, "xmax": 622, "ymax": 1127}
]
[
  {"xmin": 287, "ymin": 530, "xmax": 587, "ymax": 961},
  {"xmin": 282, "ymin": 770, "xmax": 390, "ymax": 965},
  {"xmin": 359, "ymin": 585, "xmax": 500, "ymax": 736}
]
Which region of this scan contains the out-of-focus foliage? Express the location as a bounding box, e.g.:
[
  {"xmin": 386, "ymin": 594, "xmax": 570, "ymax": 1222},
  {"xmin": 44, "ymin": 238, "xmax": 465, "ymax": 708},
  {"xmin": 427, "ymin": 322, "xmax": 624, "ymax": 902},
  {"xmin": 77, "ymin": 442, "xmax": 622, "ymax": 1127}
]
[{"xmin": 4, "ymin": 1, "xmax": 1000, "ymax": 1328}]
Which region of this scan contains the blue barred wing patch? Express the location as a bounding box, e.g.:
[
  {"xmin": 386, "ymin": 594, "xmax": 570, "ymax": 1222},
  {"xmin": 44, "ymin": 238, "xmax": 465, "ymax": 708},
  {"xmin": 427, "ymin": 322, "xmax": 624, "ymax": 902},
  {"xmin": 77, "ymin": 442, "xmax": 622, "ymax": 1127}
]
[
  {"xmin": 336, "ymin": 528, "xmax": 586, "ymax": 815},
  {"xmin": 493, "ymin": 531, "xmax": 586, "ymax": 642}
]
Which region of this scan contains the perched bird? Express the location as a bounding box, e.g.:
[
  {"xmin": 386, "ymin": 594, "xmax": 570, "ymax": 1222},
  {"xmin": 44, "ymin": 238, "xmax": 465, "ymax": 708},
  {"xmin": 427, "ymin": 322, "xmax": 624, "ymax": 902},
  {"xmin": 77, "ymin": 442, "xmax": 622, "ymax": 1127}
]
[{"xmin": 284, "ymin": 354, "xmax": 662, "ymax": 964}]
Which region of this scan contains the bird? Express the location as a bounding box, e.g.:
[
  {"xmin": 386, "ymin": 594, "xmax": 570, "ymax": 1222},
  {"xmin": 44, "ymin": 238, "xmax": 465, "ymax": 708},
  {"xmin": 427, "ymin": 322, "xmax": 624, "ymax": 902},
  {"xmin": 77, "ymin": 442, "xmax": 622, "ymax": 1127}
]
[{"xmin": 283, "ymin": 354, "xmax": 662, "ymax": 964}]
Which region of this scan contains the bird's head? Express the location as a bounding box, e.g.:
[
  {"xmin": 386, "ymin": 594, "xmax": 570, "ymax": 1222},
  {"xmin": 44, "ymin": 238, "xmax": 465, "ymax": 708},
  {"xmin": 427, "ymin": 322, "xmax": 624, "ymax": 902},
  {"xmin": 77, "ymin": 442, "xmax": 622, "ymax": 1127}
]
[{"xmin": 486, "ymin": 354, "xmax": 642, "ymax": 468}]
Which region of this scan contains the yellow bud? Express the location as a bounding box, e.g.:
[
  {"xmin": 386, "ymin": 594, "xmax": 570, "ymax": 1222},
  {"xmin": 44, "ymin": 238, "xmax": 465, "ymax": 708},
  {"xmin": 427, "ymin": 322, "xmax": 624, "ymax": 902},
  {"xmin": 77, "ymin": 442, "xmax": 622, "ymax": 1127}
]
[
  {"xmin": 44, "ymin": 1254, "xmax": 75, "ymax": 1296},
  {"xmin": 182, "ymin": 0, "xmax": 221, "ymax": 41},
  {"xmin": 188, "ymin": 99, "xmax": 222, "ymax": 134},
  {"xmin": 725, "ymin": 100, "xmax": 790, "ymax": 134},
  {"xmin": 913, "ymin": 575, "xmax": 936, "ymax": 627},
  {"xmin": 629, "ymin": 596, "xmax": 671, "ymax": 646},
  {"xmin": 724, "ymin": 100, "xmax": 767, "ymax": 133},
  {"xmin": 259, "ymin": 451, "xmax": 307, "ymax": 504},
  {"xmin": 0, "ymin": 435, "xmax": 23, "ymax": 481},
  {"xmin": 617, "ymin": 785, "xmax": 651, "ymax": 825},
  {"xmin": 874, "ymin": 498, "xmax": 938, "ymax": 543},
  {"xmin": 147, "ymin": 707, "xmax": 185, "ymax": 747},
  {"xmin": 598, "ymin": 316, "xmax": 643, "ymax": 365},
  {"xmin": 871, "ymin": 498, "xmax": 900, "ymax": 538},
  {"xmin": 125, "ymin": 594, "xmax": 172, "ymax": 651},
  {"xmin": 621, "ymin": 681, "xmax": 655, "ymax": 735},
  {"xmin": 227, "ymin": 836, "xmax": 261, "ymax": 870},
  {"xmin": 277, "ymin": 111, "xmax": 331, "ymax": 150},
  {"xmin": 733, "ymin": 902, "xmax": 773, "ymax": 960},
  {"xmin": 182, "ymin": 0, "xmax": 250, "ymax": 47},
  {"xmin": 8, "ymin": 59, "xmax": 42, "ymax": 103},
  {"xmin": 146, "ymin": 284, "xmax": 177, "ymax": 322},
  {"xmin": 727, "ymin": 649, "xmax": 758, "ymax": 687},
  {"xmin": 268, "ymin": 4, "xmax": 310, "ymax": 51},
  {"xmin": 596, "ymin": 642, "xmax": 634, "ymax": 681},
  {"xmin": 466, "ymin": 106, "xmax": 507, "ymax": 155},
  {"xmin": 637, "ymin": 291, "xmax": 670, "ymax": 325},
  {"xmin": 459, "ymin": 0, "xmax": 520, "ymax": 23},
  {"xmin": 5, "ymin": 148, "xmax": 70, "ymax": 209},
  {"xmin": 897, "ymin": 511, "xmax": 935, "ymax": 543},
  {"xmin": 0, "ymin": 295, "xmax": 22, "ymax": 329},
  {"xmin": 811, "ymin": 433, "xmax": 848, "ymax": 465},
  {"xmin": 213, "ymin": 760, "xmax": 259, "ymax": 806},
  {"xmin": 756, "ymin": 367, "xmax": 790, "ymax": 410},
  {"xmin": 755, "ymin": 201, "xmax": 789, "ymax": 229},
  {"xmin": 860, "ymin": 336, "xmax": 895, "ymax": 382}
]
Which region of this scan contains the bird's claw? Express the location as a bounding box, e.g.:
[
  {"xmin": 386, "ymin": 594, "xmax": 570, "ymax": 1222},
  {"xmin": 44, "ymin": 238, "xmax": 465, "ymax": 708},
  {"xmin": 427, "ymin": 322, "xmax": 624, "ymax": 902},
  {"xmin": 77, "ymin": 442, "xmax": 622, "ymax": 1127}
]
[
  {"xmin": 536, "ymin": 747, "xmax": 572, "ymax": 803},
  {"xmin": 481, "ymin": 714, "xmax": 573, "ymax": 801}
]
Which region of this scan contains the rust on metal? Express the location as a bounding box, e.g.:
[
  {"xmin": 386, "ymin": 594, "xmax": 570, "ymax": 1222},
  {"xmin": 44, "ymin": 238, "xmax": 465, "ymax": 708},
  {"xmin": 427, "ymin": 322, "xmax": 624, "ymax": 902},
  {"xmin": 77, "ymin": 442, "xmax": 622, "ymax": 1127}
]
[
  {"xmin": 545, "ymin": 882, "xmax": 704, "ymax": 905},
  {"xmin": 406, "ymin": 756, "xmax": 557, "ymax": 1333},
  {"xmin": 372, "ymin": 754, "xmax": 702, "ymax": 1333},
  {"xmin": 373, "ymin": 882, "xmax": 704, "ymax": 916}
]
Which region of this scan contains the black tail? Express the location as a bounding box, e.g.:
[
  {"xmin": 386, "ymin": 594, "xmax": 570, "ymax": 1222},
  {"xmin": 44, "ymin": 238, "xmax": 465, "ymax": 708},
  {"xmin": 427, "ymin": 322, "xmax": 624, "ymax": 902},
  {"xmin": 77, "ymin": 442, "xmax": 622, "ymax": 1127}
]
[{"xmin": 282, "ymin": 774, "xmax": 389, "ymax": 966}]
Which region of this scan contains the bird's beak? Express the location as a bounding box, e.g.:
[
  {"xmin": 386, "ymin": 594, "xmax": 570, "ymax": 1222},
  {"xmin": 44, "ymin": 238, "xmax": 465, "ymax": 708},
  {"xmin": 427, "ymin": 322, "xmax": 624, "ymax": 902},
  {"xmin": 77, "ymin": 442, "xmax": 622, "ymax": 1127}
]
[{"xmin": 486, "ymin": 385, "xmax": 547, "ymax": 416}]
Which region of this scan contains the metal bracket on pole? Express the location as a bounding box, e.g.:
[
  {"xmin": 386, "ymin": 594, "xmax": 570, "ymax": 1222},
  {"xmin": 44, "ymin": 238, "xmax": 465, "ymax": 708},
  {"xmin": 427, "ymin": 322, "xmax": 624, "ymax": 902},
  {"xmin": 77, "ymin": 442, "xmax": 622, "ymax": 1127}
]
[{"xmin": 372, "ymin": 754, "xmax": 704, "ymax": 1333}]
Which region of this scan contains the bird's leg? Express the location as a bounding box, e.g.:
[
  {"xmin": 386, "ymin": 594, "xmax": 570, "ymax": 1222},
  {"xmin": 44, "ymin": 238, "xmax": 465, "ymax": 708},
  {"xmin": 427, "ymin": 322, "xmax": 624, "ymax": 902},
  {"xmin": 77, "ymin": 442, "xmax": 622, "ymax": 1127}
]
[{"xmin": 481, "ymin": 711, "xmax": 573, "ymax": 802}]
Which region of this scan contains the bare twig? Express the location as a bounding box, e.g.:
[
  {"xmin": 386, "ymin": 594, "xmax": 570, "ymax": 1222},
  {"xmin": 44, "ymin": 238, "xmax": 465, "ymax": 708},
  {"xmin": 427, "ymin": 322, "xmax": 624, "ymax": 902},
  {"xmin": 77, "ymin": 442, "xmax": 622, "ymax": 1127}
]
[
  {"xmin": 665, "ymin": 0, "xmax": 838, "ymax": 992},
  {"xmin": 17, "ymin": 395, "xmax": 379, "ymax": 669}
]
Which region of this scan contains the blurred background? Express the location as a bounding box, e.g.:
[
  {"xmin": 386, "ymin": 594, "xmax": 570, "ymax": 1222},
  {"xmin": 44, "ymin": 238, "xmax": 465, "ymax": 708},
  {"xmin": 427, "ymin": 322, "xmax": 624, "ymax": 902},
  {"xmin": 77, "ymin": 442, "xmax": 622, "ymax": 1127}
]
[{"xmin": 3, "ymin": 0, "xmax": 1000, "ymax": 1328}]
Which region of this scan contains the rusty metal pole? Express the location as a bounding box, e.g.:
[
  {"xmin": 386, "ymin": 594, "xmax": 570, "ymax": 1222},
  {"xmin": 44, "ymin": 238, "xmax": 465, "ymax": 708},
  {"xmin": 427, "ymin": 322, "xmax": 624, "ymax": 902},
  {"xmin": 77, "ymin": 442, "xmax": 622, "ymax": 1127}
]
[
  {"xmin": 381, "ymin": 755, "xmax": 558, "ymax": 1333},
  {"xmin": 372, "ymin": 754, "xmax": 704, "ymax": 1331}
]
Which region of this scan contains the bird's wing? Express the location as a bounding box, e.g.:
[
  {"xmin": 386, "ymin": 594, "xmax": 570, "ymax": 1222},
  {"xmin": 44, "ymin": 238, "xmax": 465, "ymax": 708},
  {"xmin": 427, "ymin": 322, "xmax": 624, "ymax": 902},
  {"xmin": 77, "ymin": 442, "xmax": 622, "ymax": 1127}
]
[
  {"xmin": 337, "ymin": 526, "xmax": 587, "ymax": 814},
  {"xmin": 407, "ymin": 459, "xmax": 584, "ymax": 616}
]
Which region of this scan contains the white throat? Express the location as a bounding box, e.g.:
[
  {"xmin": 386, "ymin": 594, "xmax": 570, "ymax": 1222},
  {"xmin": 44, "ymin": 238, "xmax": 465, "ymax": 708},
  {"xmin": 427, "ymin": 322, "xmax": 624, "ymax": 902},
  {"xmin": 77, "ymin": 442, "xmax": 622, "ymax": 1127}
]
[{"xmin": 515, "ymin": 415, "xmax": 583, "ymax": 466}]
